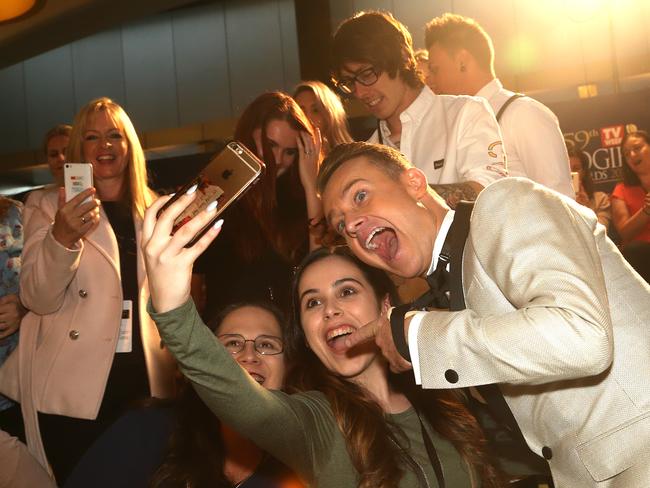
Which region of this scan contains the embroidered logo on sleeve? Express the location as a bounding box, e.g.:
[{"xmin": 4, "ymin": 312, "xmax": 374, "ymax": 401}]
[{"xmin": 487, "ymin": 140, "xmax": 503, "ymax": 158}]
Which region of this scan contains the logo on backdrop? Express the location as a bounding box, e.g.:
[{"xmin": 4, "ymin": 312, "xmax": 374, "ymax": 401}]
[{"xmin": 564, "ymin": 123, "xmax": 638, "ymax": 190}]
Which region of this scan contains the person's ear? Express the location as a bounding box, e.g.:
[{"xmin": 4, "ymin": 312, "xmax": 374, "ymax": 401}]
[
  {"xmin": 401, "ymin": 167, "xmax": 429, "ymax": 200},
  {"xmin": 457, "ymin": 49, "xmax": 472, "ymax": 73},
  {"xmin": 381, "ymin": 294, "xmax": 392, "ymax": 315}
]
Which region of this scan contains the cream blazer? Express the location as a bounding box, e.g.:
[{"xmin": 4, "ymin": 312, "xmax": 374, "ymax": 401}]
[
  {"xmin": 0, "ymin": 189, "xmax": 176, "ymax": 469},
  {"xmin": 416, "ymin": 178, "xmax": 650, "ymax": 487}
]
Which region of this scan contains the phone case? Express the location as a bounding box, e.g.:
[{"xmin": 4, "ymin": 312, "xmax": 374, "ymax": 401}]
[
  {"xmin": 64, "ymin": 163, "xmax": 94, "ymax": 203},
  {"xmin": 158, "ymin": 141, "xmax": 265, "ymax": 247}
]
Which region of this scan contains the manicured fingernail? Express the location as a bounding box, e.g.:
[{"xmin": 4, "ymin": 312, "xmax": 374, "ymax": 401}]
[
  {"xmin": 206, "ymin": 200, "xmax": 218, "ymax": 213},
  {"xmin": 186, "ymin": 184, "xmax": 198, "ymax": 195},
  {"xmin": 213, "ymin": 219, "xmax": 224, "ymax": 230},
  {"xmin": 168, "ymin": 192, "xmax": 175, "ymax": 197}
]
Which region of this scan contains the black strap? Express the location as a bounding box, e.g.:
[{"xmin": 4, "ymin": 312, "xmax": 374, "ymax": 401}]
[
  {"xmin": 376, "ymin": 119, "xmax": 383, "ymax": 145},
  {"xmin": 444, "ymin": 202, "xmax": 473, "ymax": 312},
  {"xmin": 391, "ymin": 304, "xmax": 413, "ymax": 362},
  {"xmin": 495, "ymin": 93, "xmax": 525, "ymax": 122},
  {"xmin": 417, "ymin": 409, "xmax": 446, "ymax": 488}
]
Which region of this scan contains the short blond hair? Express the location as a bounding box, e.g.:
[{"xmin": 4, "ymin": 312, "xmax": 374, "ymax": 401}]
[
  {"xmin": 425, "ymin": 13, "xmax": 494, "ymax": 74},
  {"xmin": 67, "ymin": 97, "xmax": 155, "ymax": 218}
]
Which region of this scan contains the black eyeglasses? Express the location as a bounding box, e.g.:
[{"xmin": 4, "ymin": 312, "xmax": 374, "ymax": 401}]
[
  {"xmin": 334, "ymin": 66, "xmax": 380, "ymax": 95},
  {"xmin": 217, "ymin": 334, "xmax": 284, "ymax": 355}
]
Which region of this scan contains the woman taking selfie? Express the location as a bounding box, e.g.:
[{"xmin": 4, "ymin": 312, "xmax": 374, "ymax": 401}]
[
  {"xmin": 0, "ymin": 97, "xmax": 176, "ymax": 484},
  {"xmin": 143, "ymin": 192, "xmax": 503, "ymax": 487}
]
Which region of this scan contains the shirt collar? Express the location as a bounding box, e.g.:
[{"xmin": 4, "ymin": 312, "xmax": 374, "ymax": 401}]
[
  {"xmin": 475, "ymin": 78, "xmax": 503, "ymax": 100},
  {"xmin": 427, "ymin": 209, "xmax": 455, "ymax": 276},
  {"xmin": 378, "ymin": 85, "xmax": 433, "ymax": 138}
]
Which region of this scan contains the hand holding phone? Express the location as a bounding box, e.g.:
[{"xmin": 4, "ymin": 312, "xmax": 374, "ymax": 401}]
[
  {"xmin": 143, "ymin": 191, "xmax": 225, "ymax": 313},
  {"xmin": 64, "ymin": 163, "xmax": 94, "ymax": 203},
  {"xmin": 157, "ymin": 141, "xmax": 264, "ymax": 247}
]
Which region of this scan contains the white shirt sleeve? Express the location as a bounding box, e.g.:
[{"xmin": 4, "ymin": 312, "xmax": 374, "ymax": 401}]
[
  {"xmin": 501, "ymin": 99, "xmax": 574, "ymax": 198},
  {"xmin": 452, "ymin": 97, "xmax": 508, "ymax": 188},
  {"xmin": 408, "ymin": 311, "xmax": 429, "ymax": 385}
]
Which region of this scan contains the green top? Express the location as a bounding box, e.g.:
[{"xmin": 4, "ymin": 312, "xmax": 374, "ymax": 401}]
[{"xmin": 150, "ymin": 299, "xmax": 474, "ymax": 487}]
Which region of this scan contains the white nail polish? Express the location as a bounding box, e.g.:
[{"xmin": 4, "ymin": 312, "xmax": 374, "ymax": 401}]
[
  {"xmin": 186, "ymin": 184, "xmax": 198, "ymax": 195},
  {"xmin": 213, "ymin": 219, "xmax": 224, "ymax": 230},
  {"xmin": 206, "ymin": 200, "xmax": 218, "ymax": 212}
]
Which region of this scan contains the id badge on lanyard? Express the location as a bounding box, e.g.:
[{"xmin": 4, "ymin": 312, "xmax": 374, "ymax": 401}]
[{"xmin": 116, "ymin": 300, "xmax": 132, "ymax": 353}]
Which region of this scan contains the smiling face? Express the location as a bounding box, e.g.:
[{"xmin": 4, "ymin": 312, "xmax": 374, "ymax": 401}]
[
  {"xmin": 295, "ymin": 89, "xmax": 326, "ymax": 133},
  {"xmin": 216, "ymin": 305, "xmax": 286, "ymax": 390},
  {"xmin": 321, "ymin": 156, "xmax": 435, "ymax": 279},
  {"xmin": 339, "ymin": 62, "xmax": 414, "ymax": 127},
  {"xmin": 298, "ymin": 255, "xmax": 387, "ymax": 381},
  {"xmin": 82, "ymin": 110, "xmax": 129, "ymax": 184},
  {"xmin": 46, "ymin": 134, "xmax": 70, "ymax": 185},
  {"xmin": 622, "ymin": 134, "xmax": 650, "ymax": 176}
]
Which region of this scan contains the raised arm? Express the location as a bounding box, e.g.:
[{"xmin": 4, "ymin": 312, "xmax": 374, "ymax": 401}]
[
  {"xmin": 611, "ymin": 191, "xmax": 650, "ymax": 243},
  {"xmin": 20, "ymin": 188, "xmax": 100, "ymax": 314},
  {"xmin": 296, "ymin": 128, "xmax": 325, "ymax": 250},
  {"xmin": 431, "ymin": 97, "xmax": 507, "ymax": 208},
  {"xmin": 142, "ymin": 192, "xmax": 334, "ymax": 481}
]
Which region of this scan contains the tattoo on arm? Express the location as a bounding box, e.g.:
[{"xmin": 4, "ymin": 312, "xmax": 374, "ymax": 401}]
[{"xmin": 429, "ymin": 182, "xmax": 481, "ymax": 209}]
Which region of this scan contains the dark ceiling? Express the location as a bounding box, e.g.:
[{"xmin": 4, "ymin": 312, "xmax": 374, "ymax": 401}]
[{"xmin": 0, "ymin": 0, "xmax": 210, "ymax": 70}]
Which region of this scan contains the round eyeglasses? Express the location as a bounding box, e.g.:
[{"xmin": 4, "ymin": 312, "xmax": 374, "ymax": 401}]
[
  {"xmin": 217, "ymin": 334, "xmax": 284, "ymax": 355},
  {"xmin": 334, "ymin": 66, "xmax": 380, "ymax": 95}
]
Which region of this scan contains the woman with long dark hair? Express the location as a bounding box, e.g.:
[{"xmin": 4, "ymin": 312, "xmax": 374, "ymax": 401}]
[
  {"xmin": 141, "ymin": 191, "xmax": 504, "ymax": 487},
  {"xmin": 197, "ymin": 92, "xmax": 323, "ymax": 320}
]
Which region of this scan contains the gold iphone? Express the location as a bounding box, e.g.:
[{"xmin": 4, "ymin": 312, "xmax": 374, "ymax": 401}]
[{"xmin": 157, "ymin": 141, "xmax": 264, "ymax": 247}]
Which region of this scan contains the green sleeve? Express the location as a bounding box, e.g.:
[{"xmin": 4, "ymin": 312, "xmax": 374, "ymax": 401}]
[{"xmin": 149, "ymin": 299, "xmax": 336, "ymax": 483}]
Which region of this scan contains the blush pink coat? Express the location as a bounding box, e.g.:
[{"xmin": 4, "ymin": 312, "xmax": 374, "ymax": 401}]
[{"xmin": 0, "ymin": 189, "xmax": 177, "ymax": 470}]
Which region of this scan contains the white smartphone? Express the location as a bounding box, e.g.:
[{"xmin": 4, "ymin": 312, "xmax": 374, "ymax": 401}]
[{"xmin": 64, "ymin": 163, "xmax": 94, "ymax": 203}]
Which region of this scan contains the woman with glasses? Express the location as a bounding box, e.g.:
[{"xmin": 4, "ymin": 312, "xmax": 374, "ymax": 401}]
[
  {"xmin": 65, "ymin": 301, "xmax": 302, "ymax": 488},
  {"xmin": 293, "ymin": 81, "xmax": 353, "ymax": 154},
  {"xmin": 141, "ymin": 192, "xmax": 504, "ymax": 487},
  {"xmin": 0, "ymin": 98, "xmax": 176, "ymax": 484}
]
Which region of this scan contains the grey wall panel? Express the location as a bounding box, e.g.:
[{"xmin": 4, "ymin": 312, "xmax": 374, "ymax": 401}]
[
  {"xmin": 0, "ymin": 64, "xmax": 28, "ymax": 153},
  {"xmin": 122, "ymin": 17, "xmax": 179, "ymax": 132},
  {"xmin": 353, "ymin": 0, "xmax": 393, "ymax": 15},
  {"xmin": 225, "ymin": 0, "xmax": 290, "ymax": 115},
  {"xmin": 278, "ymin": 0, "xmax": 301, "ymax": 91},
  {"xmin": 329, "ymin": 0, "xmax": 356, "ymax": 32},
  {"xmin": 393, "ymin": 0, "xmax": 453, "ymax": 49},
  {"xmin": 172, "ymin": 1, "xmax": 233, "ymax": 125},
  {"xmin": 71, "ymin": 29, "xmax": 127, "ymax": 111},
  {"xmin": 24, "ymin": 46, "xmax": 76, "ymax": 150}
]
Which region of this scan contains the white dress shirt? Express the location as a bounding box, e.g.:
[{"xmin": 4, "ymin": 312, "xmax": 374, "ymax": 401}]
[
  {"xmin": 406, "ymin": 209, "xmax": 455, "ymax": 384},
  {"xmin": 369, "ymin": 86, "xmax": 507, "ymax": 187},
  {"xmin": 476, "ymin": 79, "xmax": 573, "ymax": 198}
]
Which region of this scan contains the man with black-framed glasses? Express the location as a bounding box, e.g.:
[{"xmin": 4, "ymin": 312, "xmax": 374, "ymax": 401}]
[{"xmin": 331, "ymin": 11, "xmax": 507, "ymax": 207}]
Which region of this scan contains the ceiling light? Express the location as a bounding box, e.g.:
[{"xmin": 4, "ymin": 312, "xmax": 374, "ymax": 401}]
[{"xmin": 0, "ymin": 0, "xmax": 39, "ymax": 23}]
